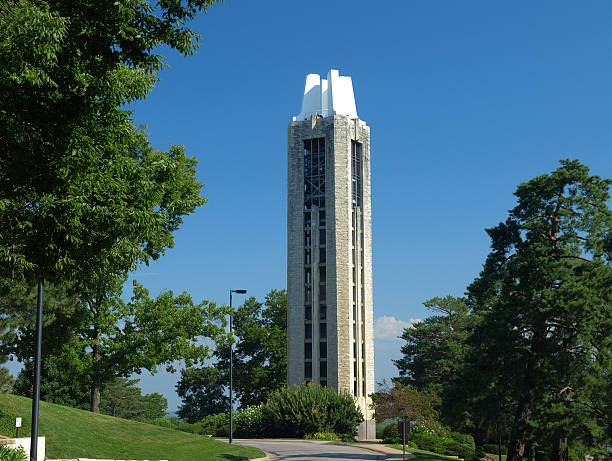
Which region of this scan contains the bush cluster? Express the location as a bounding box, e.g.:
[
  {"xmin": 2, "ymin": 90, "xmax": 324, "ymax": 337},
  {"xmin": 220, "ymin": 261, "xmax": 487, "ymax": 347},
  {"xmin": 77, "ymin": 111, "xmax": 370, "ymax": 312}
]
[
  {"xmin": 198, "ymin": 413, "xmax": 229, "ymax": 437},
  {"xmin": 263, "ymin": 382, "xmax": 362, "ymax": 438},
  {"xmin": 234, "ymin": 405, "xmax": 267, "ymax": 438},
  {"xmin": 176, "ymin": 383, "xmax": 363, "ymax": 440}
]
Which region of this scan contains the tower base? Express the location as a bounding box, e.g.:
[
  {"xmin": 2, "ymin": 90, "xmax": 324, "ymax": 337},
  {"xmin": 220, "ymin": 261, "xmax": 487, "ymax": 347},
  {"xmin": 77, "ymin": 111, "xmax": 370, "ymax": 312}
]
[{"xmin": 356, "ymin": 419, "xmax": 377, "ymax": 441}]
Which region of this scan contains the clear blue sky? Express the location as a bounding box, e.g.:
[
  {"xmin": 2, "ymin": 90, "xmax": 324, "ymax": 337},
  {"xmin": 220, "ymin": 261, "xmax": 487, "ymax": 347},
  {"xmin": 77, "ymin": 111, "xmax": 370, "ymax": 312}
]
[
  {"xmin": 13, "ymin": 1, "xmax": 612, "ymax": 414},
  {"xmin": 131, "ymin": 0, "xmax": 612, "ymax": 413}
]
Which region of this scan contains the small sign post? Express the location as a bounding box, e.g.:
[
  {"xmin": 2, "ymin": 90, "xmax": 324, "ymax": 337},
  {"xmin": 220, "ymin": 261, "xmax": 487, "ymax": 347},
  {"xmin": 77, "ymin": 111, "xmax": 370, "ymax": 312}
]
[{"xmin": 15, "ymin": 417, "xmax": 22, "ymax": 437}]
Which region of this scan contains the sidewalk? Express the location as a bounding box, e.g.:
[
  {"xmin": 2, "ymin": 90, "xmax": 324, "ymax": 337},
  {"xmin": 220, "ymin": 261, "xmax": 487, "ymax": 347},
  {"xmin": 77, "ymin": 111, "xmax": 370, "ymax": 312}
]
[{"xmin": 231, "ymin": 439, "xmax": 413, "ymax": 460}]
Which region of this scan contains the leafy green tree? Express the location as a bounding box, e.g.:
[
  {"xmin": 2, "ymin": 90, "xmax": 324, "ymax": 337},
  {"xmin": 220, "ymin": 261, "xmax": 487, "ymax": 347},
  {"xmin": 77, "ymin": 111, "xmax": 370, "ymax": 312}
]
[
  {"xmin": 215, "ymin": 289, "xmax": 287, "ymax": 408},
  {"xmin": 370, "ymin": 380, "xmax": 440, "ymax": 434},
  {"xmin": 100, "ymin": 378, "xmax": 167, "ymax": 421},
  {"xmin": 68, "ymin": 130, "xmax": 212, "ymax": 413},
  {"xmin": 12, "ymin": 347, "xmax": 90, "ymax": 410},
  {"xmin": 83, "ymin": 280, "xmax": 226, "ymax": 413},
  {"xmin": 0, "ymin": 0, "xmax": 219, "ymax": 284},
  {"xmin": 0, "ymin": 279, "xmax": 84, "ymax": 362},
  {"xmin": 393, "ymin": 296, "xmax": 495, "ymax": 441},
  {"xmin": 176, "ymin": 367, "xmax": 228, "ymax": 423},
  {"xmin": 5, "ymin": 277, "xmax": 226, "ymax": 413},
  {"xmin": 465, "ymin": 160, "xmax": 612, "ymax": 460},
  {"xmin": 394, "ymin": 296, "xmax": 479, "ymax": 393},
  {"xmin": 1, "ymin": 0, "xmax": 223, "ymax": 418}
]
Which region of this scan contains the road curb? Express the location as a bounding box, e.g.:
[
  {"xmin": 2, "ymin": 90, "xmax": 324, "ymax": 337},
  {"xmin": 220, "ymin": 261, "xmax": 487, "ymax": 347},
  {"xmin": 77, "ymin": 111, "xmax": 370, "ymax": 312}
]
[{"xmin": 250, "ymin": 455, "xmax": 274, "ymax": 461}]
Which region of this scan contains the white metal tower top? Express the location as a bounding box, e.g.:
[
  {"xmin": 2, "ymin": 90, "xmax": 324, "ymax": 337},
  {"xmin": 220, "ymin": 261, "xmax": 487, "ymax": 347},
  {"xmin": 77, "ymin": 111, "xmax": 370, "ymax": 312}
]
[{"xmin": 293, "ymin": 69, "xmax": 358, "ymax": 121}]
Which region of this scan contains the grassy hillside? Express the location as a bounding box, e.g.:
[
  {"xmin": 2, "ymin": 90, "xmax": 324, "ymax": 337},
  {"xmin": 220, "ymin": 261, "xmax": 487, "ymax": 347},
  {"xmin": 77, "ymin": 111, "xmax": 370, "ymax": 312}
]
[{"xmin": 0, "ymin": 394, "xmax": 264, "ymax": 461}]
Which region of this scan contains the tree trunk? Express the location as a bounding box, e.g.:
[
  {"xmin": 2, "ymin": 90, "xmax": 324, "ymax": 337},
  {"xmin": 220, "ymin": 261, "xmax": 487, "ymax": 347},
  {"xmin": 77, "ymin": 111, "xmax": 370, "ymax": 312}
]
[
  {"xmin": 527, "ymin": 444, "xmax": 536, "ymax": 461},
  {"xmin": 90, "ymin": 328, "xmax": 101, "ymax": 413},
  {"xmin": 507, "ymin": 338, "xmax": 541, "ymax": 461}
]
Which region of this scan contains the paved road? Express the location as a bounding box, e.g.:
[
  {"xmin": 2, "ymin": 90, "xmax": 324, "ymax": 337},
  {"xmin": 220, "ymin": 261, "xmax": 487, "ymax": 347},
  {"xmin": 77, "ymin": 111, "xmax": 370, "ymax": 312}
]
[{"xmin": 234, "ymin": 440, "xmax": 387, "ymax": 460}]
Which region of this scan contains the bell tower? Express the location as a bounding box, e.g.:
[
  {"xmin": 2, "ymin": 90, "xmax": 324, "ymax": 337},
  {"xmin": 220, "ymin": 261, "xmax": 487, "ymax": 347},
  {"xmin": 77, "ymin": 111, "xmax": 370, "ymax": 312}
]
[{"xmin": 287, "ymin": 69, "xmax": 375, "ymax": 439}]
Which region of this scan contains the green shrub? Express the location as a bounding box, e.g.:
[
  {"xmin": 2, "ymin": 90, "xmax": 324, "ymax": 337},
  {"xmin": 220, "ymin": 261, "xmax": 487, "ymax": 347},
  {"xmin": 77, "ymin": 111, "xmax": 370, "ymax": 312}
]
[
  {"xmin": 304, "ymin": 432, "xmax": 341, "ymax": 441},
  {"xmin": 475, "ymin": 445, "xmax": 487, "ymax": 459},
  {"xmin": 0, "ymin": 406, "xmax": 29, "ymax": 438},
  {"xmin": 198, "ymin": 413, "xmax": 229, "ymax": 437},
  {"xmin": 444, "ymin": 435, "xmax": 475, "ymax": 460},
  {"xmin": 0, "ymin": 445, "xmax": 28, "ymax": 461},
  {"xmin": 149, "ymin": 417, "xmax": 177, "ymax": 429},
  {"xmin": 234, "ymin": 406, "xmax": 267, "ymax": 438},
  {"xmin": 410, "ymin": 432, "xmax": 446, "ymax": 454},
  {"xmin": 483, "ymin": 444, "xmax": 507, "ymax": 455},
  {"xmin": 177, "ymin": 421, "xmax": 201, "ymax": 434},
  {"xmin": 382, "ymin": 423, "xmax": 401, "ymax": 444},
  {"xmin": 263, "ymin": 382, "xmax": 363, "ymax": 438}
]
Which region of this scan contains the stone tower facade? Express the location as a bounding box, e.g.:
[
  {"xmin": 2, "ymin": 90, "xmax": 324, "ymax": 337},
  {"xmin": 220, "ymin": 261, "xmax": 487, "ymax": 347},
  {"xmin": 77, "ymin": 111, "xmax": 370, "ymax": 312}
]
[{"xmin": 287, "ymin": 69, "xmax": 375, "ymax": 438}]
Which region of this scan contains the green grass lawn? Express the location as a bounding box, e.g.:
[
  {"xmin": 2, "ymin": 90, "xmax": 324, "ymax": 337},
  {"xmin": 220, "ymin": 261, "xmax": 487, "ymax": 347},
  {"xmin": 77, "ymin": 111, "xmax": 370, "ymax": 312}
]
[
  {"xmin": 387, "ymin": 444, "xmax": 465, "ymax": 461},
  {"xmin": 0, "ymin": 394, "xmax": 264, "ymax": 461}
]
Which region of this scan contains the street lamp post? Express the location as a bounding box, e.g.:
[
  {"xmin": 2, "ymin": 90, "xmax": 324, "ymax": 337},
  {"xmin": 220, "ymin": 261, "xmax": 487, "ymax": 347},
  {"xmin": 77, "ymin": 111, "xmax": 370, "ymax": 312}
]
[{"xmin": 229, "ymin": 289, "xmax": 247, "ymax": 444}]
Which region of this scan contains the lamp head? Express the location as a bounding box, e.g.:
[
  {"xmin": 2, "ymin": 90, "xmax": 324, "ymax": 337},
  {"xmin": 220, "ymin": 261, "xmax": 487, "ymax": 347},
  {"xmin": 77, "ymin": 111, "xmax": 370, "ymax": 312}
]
[{"xmin": 232, "ymin": 289, "xmax": 247, "ymax": 294}]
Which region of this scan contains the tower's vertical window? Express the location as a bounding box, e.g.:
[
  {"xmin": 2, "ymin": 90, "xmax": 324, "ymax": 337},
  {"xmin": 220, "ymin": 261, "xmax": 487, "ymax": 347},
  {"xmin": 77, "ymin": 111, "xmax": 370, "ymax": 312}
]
[
  {"xmin": 305, "ymin": 362, "xmax": 312, "ymax": 380},
  {"xmin": 304, "ymin": 138, "xmax": 326, "ymax": 209},
  {"xmin": 304, "ymin": 230, "xmax": 311, "ymax": 246},
  {"xmin": 351, "ymin": 141, "xmax": 362, "ymax": 208},
  {"xmin": 304, "ymin": 343, "xmax": 312, "ymax": 359}
]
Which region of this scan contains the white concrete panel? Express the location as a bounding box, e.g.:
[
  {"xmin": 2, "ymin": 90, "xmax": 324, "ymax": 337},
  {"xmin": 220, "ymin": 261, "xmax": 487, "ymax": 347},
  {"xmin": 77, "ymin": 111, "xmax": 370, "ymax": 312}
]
[
  {"xmin": 299, "ymin": 74, "xmax": 322, "ymax": 122},
  {"xmin": 0, "ymin": 437, "xmax": 45, "ymax": 461},
  {"xmin": 294, "ymin": 69, "xmax": 358, "ymax": 121}
]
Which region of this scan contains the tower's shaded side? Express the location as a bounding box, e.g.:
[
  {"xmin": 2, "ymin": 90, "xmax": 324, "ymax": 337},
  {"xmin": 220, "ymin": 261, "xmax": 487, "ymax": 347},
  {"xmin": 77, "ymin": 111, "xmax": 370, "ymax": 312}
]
[{"xmin": 287, "ymin": 69, "xmax": 375, "ymax": 439}]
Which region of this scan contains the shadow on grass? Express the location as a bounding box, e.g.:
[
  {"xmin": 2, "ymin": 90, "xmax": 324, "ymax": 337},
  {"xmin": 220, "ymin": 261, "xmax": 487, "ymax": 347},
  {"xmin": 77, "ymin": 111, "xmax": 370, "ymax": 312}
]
[{"xmin": 217, "ymin": 456, "xmax": 250, "ymax": 460}]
